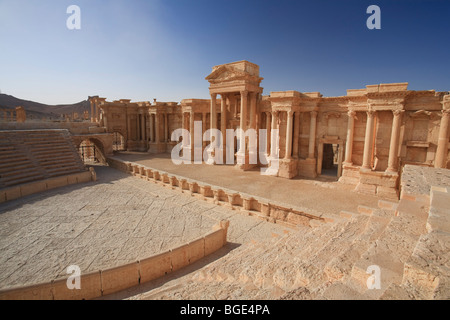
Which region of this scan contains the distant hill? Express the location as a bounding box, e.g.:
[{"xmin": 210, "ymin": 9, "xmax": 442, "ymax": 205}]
[{"xmin": 0, "ymin": 94, "xmax": 91, "ymax": 119}]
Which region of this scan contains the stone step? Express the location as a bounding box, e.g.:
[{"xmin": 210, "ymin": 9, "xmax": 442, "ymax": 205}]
[
  {"xmin": 2, "ymin": 172, "xmax": 45, "ymax": 186},
  {"xmin": 0, "ymin": 163, "xmax": 36, "ymax": 175}
]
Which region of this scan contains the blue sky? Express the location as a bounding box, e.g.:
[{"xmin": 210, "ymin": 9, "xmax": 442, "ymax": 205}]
[{"xmin": 0, "ymin": 0, "xmax": 449, "ymax": 104}]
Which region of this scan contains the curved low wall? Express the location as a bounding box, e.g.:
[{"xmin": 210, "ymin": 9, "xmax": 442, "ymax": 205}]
[
  {"xmin": 106, "ymin": 157, "xmax": 331, "ymax": 228},
  {"xmin": 0, "ymin": 169, "xmax": 96, "ymax": 203},
  {"xmin": 0, "ymin": 221, "xmax": 229, "ymax": 300}
]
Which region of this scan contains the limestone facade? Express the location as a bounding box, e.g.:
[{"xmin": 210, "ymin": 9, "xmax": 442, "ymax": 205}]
[{"xmin": 93, "ymin": 61, "xmax": 450, "ymax": 198}]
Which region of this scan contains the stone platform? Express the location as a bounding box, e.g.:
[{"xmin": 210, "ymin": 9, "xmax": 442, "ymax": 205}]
[
  {"xmin": 0, "ymin": 165, "xmax": 290, "ymax": 292},
  {"xmin": 110, "ymin": 152, "xmax": 383, "ymax": 219}
]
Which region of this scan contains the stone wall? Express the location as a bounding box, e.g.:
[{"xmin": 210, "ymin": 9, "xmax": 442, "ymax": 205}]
[{"xmin": 0, "ymin": 222, "xmax": 229, "ymax": 300}]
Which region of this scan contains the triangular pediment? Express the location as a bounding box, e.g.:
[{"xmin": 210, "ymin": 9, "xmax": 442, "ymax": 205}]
[{"xmin": 205, "ymin": 65, "xmax": 249, "ymax": 82}]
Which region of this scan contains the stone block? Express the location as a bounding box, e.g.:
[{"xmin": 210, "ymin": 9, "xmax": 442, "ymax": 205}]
[
  {"xmin": 377, "ymin": 200, "xmax": 399, "ymax": 211},
  {"xmin": 286, "ymin": 212, "xmax": 310, "ymax": 226},
  {"xmin": 5, "ymin": 186, "xmax": 22, "ymax": 201},
  {"xmin": 46, "ymin": 176, "xmax": 68, "ymax": 190},
  {"xmin": 0, "ymin": 190, "xmax": 6, "ymax": 203},
  {"xmin": 188, "ymin": 238, "xmax": 205, "ymax": 264},
  {"xmin": 359, "ymin": 171, "xmax": 398, "ymax": 188},
  {"xmin": 340, "ymin": 211, "xmax": 355, "ymax": 219},
  {"xmin": 77, "ymin": 171, "xmax": 93, "ymax": 184},
  {"xmin": 357, "ymin": 205, "xmax": 374, "ymax": 216},
  {"xmin": 52, "ymin": 270, "xmax": 102, "ymax": 300},
  {"xmin": 139, "ymin": 251, "xmax": 172, "ymax": 284},
  {"xmin": 0, "ymin": 282, "xmax": 54, "ymax": 300},
  {"xmin": 376, "ymin": 186, "xmax": 399, "ymax": 200},
  {"xmin": 260, "ymin": 202, "xmax": 270, "ymax": 216},
  {"xmin": 100, "ymin": 261, "xmax": 140, "ymax": 296},
  {"xmin": 170, "ymin": 244, "xmax": 190, "ymax": 272},
  {"xmin": 355, "ymin": 182, "xmax": 376, "ymax": 195},
  {"xmin": 20, "ymin": 181, "xmax": 47, "ymax": 197},
  {"xmin": 67, "ymin": 174, "xmax": 78, "ymax": 185},
  {"xmin": 199, "ymin": 185, "xmax": 213, "ymax": 198},
  {"xmin": 204, "ymin": 229, "xmax": 225, "ymax": 256},
  {"xmin": 269, "ymin": 204, "xmax": 289, "ymax": 221}
]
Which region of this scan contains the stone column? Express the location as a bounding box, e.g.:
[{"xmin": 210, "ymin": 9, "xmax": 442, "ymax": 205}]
[
  {"xmin": 210, "ymin": 93, "xmax": 217, "ymax": 133},
  {"xmin": 90, "ymin": 100, "xmax": 95, "ymax": 122},
  {"xmin": 149, "ymin": 114, "xmax": 154, "ymax": 142},
  {"xmin": 308, "ymin": 111, "xmax": 318, "ymax": 159},
  {"xmin": 285, "ymin": 111, "xmax": 294, "ymax": 159},
  {"xmin": 95, "ymin": 101, "xmax": 100, "ymax": 122},
  {"xmin": 265, "ymin": 112, "xmax": 271, "ymax": 156},
  {"xmin": 140, "ymin": 113, "xmax": 145, "ymax": 141},
  {"xmin": 202, "ymin": 112, "xmax": 207, "ymax": 148},
  {"xmin": 127, "ymin": 114, "xmax": 132, "ymax": 141},
  {"xmin": 386, "ymin": 110, "xmax": 404, "ymax": 172},
  {"xmin": 234, "ymin": 95, "xmax": 238, "ymax": 119},
  {"xmin": 293, "ymin": 111, "xmax": 300, "ymax": 158},
  {"xmin": 362, "ymin": 110, "xmax": 376, "ymax": 170},
  {"xmin": 190, "ymin": 111, "xmax": 195, "ymax": 157},
  {"xmin": 344, "ymin": 110, "xmax": 356, "ymax": 165},
  {"xmin": 249, "ymin": 92, "xmax": 257, "ymax": 129},
  {"xmin": 270, "ymin": 110, "xmax": 278, "ymax": 158},
  {"xmin": 435, "ymin": 109, "xmax": 450, "ymax": 168},
  {"xmin": 239, "ymin": 90, "xmax": 248, "ymax": 154},
  {"xmin": 164, "ymin": 113, "xmax": 168, "ymax": 142},
  {"xmin": 221, "ymin": 94, "xmax": 227, "ymax": 151},
  {"xmin": 155, "ymin": 113, "xmax": 160, "ymax": 143}
]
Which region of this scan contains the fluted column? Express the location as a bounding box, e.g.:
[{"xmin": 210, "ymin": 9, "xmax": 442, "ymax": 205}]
[
  {"xmin": 293, "ymin": 111, "xmax": 300, "ymax": 158},
  {"xmin": 249, "ymin": 92, "xmax": 257, "ymax": 129},
  {"xmin": 238, "ymin": 90, "xmax": 248, "ymax": 154},
  {"xmin": 386, "ymin": 110, "xmax": 403, "ymax": 172},
  {"xmin": 308, "ymin": 111, "xmax": 318, "ymax": 159},
  {"xmin": 270, "ymin": 110, "xmax": 278, "ymax": 158},
  {"xmin": 90, "ymin": 100, "xmax": 95, "ymax": 122},
  {"xmin": 285, "ymin": 111, "xmax": 294, "ymax": 159},
  {"xmin": 190, "ymin": 111, "xmax": 195, "ymax": 157},
  {"xmin": 155, "ymin": 113, "xmax": 160, "ymax": 143},
  {"xmin": 265, "ymin": 112, "xmax": 271, "ymax": 155},
  {"xmin": 435, "ymin": 109, "xmax": 450, "ymax": 168},
  {"xmin": 221, "ymin": 94, "xmax": 227, "ymax": 152},
  {"xmin": 140, "ymin": 113, "xmax": 145, "ymax": 141},
  {"xmin": 362, "ymin": 110, "xmax": 376, "ymax": 170},
  {"xmin": 127, "ymin": 114, "xmax": 132, "ymax": 141},
  {"xmin": 344, "ymin": 110, "xmax": 356, "ymax": 165},
  {"xmin": 210, "ymin": 93, "xmax": 217, "ymax": 132},
  {"xmin": 164, "ymin": 113, "xmax": 168, "ymax": 142}
]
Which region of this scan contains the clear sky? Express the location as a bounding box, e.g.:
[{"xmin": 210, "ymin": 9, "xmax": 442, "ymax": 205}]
[{"xmin": 0, "ymin": 0, "xmax": 449, "ymax": 105}]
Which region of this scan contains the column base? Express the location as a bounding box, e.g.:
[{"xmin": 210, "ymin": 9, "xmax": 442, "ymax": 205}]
[
  {"xmin": 148, "ymin": 142, "xmax": 167, "ymax": 154},
  {"xmin": 278, "ymin": 158, "xmax": 298, "ymax": 179},
  {"xmin": 354, "ymin": 170, "xmax": 400, "ymax": 200},
  {"xmin": 339, "ymin": 163, "xmax": 360, "ymax": 185},
  {"xmin": 235, "ymin": 152, "xmax": 256, "ymax": 171},
  {"xmin": 297, "ymin": 158, "xmax": 317, "ymax": 178}
]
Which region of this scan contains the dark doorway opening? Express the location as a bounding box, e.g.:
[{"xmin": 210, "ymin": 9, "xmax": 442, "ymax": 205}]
[{"xmin": 321, "ymin": 143, "xmax": 339, "ymax": 177}]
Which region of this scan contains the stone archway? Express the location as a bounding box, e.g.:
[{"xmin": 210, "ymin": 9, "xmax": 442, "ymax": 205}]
[{"xmin": 74, "ymin": 137, "xmax": 107, "ymax": 164}]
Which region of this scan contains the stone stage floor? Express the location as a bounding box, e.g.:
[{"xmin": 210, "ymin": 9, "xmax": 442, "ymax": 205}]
[
  {"xmin": 0, "ymin": 165, "xmax": 290, "ymax": 290},
  {"xmin": 111, "ymin": 152, "xmax": 383, "ymax": 218}
]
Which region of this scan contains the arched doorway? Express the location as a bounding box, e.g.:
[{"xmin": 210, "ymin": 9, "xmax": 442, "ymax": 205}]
[
  {"xmin": 113, "ymin": 131, "xmax": 126, "ymax": 151},
  {"xmin": 78, "ymin": 138, "xmax": 106, "ymax": 164}
]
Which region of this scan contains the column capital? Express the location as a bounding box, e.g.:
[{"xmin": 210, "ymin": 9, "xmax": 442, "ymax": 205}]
[
  {"xmin": 441, "ymin": 109, "xmax": 450, "ymax": 117},
  {"xmin": 240, "ymin": 90, "xmax": 248, "ymax": 98},
  {"xmin": 310, "ymin": 111, "xmax": 318, "ymax": 118},
  {"xmin": 392, "ymin": 109, "xmax": 405, "ymax": 116},
  {"xmin": 347, "ymin": 110, "xmax": 357, "ymax": 118},
  {"xmin": 366, "ymin": 110, "xmax": 376, "ymax": 118},
  {"xmin": 287, "ymin": 110, "xmax": 294, "ymax": 117},
  {"xmin": 210, "ymin": 93, "xmax": 217, "ymax": 100}
]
